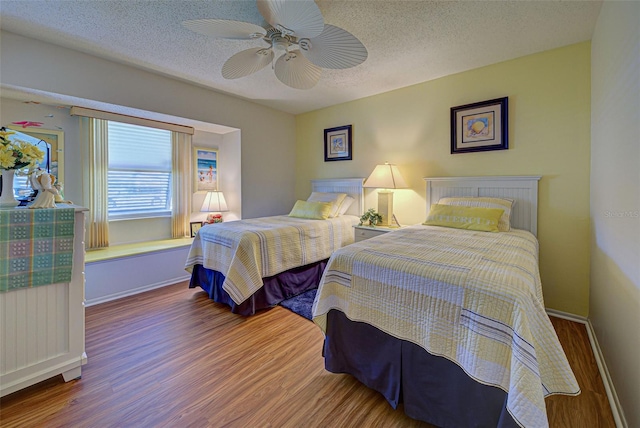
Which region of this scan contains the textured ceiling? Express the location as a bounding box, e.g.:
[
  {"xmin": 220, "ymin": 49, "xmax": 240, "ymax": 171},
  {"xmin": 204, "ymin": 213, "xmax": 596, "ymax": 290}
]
[{"xmin": 0, "ymin": 0, "xmax": 602, "ymax": 115}]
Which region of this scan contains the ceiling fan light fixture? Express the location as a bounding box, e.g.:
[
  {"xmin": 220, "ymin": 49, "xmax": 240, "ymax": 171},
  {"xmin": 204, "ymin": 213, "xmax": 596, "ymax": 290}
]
[
  {"xmin": 183, "ymin": 0, "xmax": 367, "ymax": 89},
  {"xmin": 274, "ymin": 49, "xmax": 321, "ymax": 89},
  {"xmin": 272, "ymin": 36, "xmax": 290, "ymax": 53}
]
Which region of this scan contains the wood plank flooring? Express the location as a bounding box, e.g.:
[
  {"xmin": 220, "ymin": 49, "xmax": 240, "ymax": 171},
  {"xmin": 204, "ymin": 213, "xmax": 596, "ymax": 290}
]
[{"xmin": 0, "ymin": 282, "xmax": 616, "ymax": 427}]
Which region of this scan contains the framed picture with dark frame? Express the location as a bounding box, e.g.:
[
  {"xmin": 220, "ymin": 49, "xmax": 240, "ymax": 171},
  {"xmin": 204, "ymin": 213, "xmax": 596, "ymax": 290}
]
[
  {"xmin": 324, "ymin": 125, "xmax": 352, "ymax": 161},
  {"xmin": 190, "ymin": 221, "xmax": 203, "ymax": 237},
  {"xmin": 451, "ymin": 97, "xmax": 508, "ymax": 154}
]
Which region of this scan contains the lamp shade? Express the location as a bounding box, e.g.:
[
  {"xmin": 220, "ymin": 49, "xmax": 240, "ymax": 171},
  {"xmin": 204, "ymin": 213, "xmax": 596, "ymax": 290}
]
[
  {"xmin": 363, "ymin": 163, "xmax": 408, "ymax": 189},
  {"xmin": 201, "ymin": 191, "xmax": 229, "ymax": 212}
]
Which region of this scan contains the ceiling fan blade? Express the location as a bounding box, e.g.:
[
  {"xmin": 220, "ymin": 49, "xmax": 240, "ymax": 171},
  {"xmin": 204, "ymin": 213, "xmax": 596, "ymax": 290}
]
[
  {"xmin": 182, "ymin": 19, "xmax": 266, "ymax": 40},
  {"xmin": 274, "ymin": 50, "xmax": 322, "ymax": 89},
  {"xmin": 222, "ymin": 48, "xmax": 274, "ymax": 79},
  {"xmin": 299, "ymin": 24, "xmax": 368, "ymax": 69},
  {"xmin": 257, "ymin": 0, "xmax": 324, "ymax": 39}
]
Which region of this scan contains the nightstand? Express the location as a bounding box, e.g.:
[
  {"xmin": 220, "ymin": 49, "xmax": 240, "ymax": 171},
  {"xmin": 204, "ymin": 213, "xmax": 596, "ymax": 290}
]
[{"xmin": 354, "ymin": 225, "xmax": 402, "ymax": 242}]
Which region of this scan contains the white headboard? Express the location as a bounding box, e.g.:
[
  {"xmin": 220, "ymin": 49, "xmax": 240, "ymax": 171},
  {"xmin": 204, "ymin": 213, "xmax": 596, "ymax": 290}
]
[
  {"xmin": 424, "ymin": 176, "xmax": 541, "ymax": 236},
  {"xmin": 310, "ymin": 178, "xmax": 365, "ymax": 217}
]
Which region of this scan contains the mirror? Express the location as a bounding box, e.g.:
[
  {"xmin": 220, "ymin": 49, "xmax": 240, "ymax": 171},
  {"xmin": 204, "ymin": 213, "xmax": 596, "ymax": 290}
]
[{"xmin": 3, "ymin": 127, "xmax": 64, "ymax": 200}]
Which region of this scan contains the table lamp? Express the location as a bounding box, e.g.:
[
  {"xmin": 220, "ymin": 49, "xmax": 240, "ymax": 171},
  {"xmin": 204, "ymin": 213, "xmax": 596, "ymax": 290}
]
[
  {"xmin": 201, "ymin": 190, "xmax": 229, "ymax": 223},
  {"xmin": 363, "ymin": 162, "xmax": 407, "ymax": 227}
]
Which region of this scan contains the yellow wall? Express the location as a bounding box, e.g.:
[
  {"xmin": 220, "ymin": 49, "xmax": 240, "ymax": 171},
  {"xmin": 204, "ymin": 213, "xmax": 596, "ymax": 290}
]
[{"xmin": 295, "ymin": 42, "xmax": 591, "ymax": 316}]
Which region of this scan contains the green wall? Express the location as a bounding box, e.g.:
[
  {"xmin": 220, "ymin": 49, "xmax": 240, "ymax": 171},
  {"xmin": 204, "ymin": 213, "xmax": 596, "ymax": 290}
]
[{"xmin": 296, "ymin": 42, "xmax": 591, "ymax": 316}]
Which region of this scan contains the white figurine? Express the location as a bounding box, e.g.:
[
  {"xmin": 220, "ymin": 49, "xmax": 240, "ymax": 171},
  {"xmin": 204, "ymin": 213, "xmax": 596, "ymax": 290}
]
[{"xmin": 29, "ymin": 171, "xmax": 60, "ymax": 209}]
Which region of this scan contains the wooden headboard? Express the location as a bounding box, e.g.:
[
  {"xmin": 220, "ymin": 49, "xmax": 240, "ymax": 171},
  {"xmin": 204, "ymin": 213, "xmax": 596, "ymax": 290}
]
[
  {"xmin": 424, "ymin": 176, "xmax": 541, "ymax": 236},
  {"xmin": 310, "ymin": 178, "xmax": 365, "ymax": 217}
]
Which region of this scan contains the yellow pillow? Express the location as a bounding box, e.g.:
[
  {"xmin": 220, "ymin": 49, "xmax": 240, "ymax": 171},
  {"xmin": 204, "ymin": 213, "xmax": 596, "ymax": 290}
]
[
  {"xmin": 437, "ymin": 197, "xmax": 514, "ymax": 231},
  {"xmin": 288, "ymin": 200, "xmax": 333, "ymax": 220},
  {"xmin": 423, "ymin": 204, "xmax": 504, "ymax": 232},
  {"xmin": 306, "ymin": 192, "xmax": 348, "ymax": 218}
]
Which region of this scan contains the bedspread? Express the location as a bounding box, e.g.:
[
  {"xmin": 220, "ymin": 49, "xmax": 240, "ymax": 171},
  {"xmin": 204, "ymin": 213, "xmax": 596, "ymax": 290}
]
[
  {"xmin": 313, "ymin": 225, "xmax": 580, "ymax": 428},
  {"xmin": 185, "ymin": 215, "xmax": 358, "ymax": 304}
]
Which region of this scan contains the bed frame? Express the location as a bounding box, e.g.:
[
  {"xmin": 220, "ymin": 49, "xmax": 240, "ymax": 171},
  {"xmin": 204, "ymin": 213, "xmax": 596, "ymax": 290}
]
[
  {"xmin": 311, "ymin": 178, "xmax": 364, "ymax": 217},
  {"xmin": 425, "ymin": 175, "xmax": 541, "ymax": 236}
]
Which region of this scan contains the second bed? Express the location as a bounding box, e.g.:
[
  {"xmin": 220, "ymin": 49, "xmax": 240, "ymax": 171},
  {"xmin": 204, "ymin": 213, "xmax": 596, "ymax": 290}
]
[{"xmin": 185, "ymin": 178, "xmax": 363, "ymax": 315}]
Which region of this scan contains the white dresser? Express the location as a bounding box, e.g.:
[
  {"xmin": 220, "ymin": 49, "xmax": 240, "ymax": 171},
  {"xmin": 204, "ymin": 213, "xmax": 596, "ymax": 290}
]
[{"xmin": 1, "ymin": 205, "xmax": 88, "ymax": 397}]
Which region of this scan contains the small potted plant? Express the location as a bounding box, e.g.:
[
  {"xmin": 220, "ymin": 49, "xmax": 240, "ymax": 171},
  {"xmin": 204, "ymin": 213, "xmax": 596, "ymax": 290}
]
[{"xmin": 359, "ymin": 208, "xmax": 383, "ymax": 227}]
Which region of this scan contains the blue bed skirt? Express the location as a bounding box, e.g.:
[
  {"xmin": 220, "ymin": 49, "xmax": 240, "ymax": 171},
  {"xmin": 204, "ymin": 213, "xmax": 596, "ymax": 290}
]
[
  {"xmin": 323, "ymin": 309, "xmax": 520, "ymax": 428},
  {"xmin": 189, "ymin": 259, "xmax": 327, "ymax": 316}
]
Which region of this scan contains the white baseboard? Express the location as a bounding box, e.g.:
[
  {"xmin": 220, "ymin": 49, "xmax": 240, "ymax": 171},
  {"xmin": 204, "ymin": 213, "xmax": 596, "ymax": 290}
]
[
  {"xmin": 85, "ymin": 275, "xmax": 190, "ymax": 307},
  {"xmin": 546, "ymin": 308, "xmax": 627, "ymax": 428}
]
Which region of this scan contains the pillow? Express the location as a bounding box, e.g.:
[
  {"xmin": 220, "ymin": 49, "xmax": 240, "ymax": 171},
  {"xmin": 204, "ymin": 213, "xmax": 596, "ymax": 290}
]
[
  {"xmin": 306, "ymin": 192, "xmax": 348, "ymax": 218},
  {"xmin": 437, "ymin": 197, "xmax": 514, "ymax": 231},
  {"xmin": 423, "ymin": 204, "xmax": 504, "ymax": 232},
  {"xmin": 289, "ymin": 200, "xmax": 333, "ymax": 220},
  {"xmin": 335, "ymin": 196, "xmax": 355, "ymax": 216}
]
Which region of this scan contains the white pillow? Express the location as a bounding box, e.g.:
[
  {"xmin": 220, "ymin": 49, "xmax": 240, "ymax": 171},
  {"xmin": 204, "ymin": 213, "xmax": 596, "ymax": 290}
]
[
  {"xmin": 336, "ymin": 196, "xmax": 355, "ymax": 216},
  {"xmin": 307, "ymin": 192, "xmax": 348, "ymax": 218},
  {"xmin": 437, "ymin": 197, "xmax": 515, "ymax": 231}
]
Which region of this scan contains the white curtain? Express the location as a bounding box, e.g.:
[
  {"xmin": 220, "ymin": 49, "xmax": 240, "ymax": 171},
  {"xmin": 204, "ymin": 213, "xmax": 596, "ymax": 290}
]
[
  {"xmin": 171, "ymin": 132, "xmax": 192, "ymax": 238},
  {"xmin": 82, "ymin": 117, "xmax": 110, "ymax": 249},
  {"xmin": 73, "ymin": 107, "xmax": 196, "ymax": 245}
]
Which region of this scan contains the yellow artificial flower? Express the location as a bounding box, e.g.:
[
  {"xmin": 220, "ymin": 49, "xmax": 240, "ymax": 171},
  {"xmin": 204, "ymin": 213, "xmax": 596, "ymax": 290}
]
[
  {"xmin": 0, "ymin": 148, "xmax": 17, "ymax": 169},
  {"xmin": 0, "ymin": 129, "xmax": 16, "ymax": 141},
  {"xmin": 18, "ymin": 142, "xmax": 45, "ymax": 164},
  {"xmin": 0, "ymin": 128, "xmax": 45, "ymax": 171}
]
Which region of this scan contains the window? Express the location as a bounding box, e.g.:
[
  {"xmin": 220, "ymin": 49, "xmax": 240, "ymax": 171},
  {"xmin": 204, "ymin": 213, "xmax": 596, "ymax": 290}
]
[{"xmin": 107, "ymin": 121, "xmax": 172, "ymax": 219}]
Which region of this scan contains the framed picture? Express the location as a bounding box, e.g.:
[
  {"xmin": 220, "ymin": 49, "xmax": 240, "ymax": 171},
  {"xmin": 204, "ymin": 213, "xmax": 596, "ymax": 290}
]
[
  {"xmin": 190, "ymin": 221, "xmax": 203, "ymax": 237},
  {"xmin": 324, "ymin": 125, "xmax": 352, "ymax": 162},
  {"xmin": 193, "ymin": 147, "xmax": 218, "ymax": 192},
  {"xmin": 450, "ymin": 97, "xmax": 508, "ymax": 154}
]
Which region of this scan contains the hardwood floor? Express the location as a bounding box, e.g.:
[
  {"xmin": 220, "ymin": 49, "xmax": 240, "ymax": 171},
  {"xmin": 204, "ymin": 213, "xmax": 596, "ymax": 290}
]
[{"xmin": 1, "ymin": 282, "xmax": 616, "ymax": 428}]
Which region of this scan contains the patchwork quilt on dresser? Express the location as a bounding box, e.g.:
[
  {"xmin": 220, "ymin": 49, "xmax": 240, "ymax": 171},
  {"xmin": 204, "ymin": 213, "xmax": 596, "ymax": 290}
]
[
  {"xmin": 313, "ymin": 225, "xmax": 580, "ymax": 428},
  {"xmin": 1, "ymin": 207, "xmax": 76, "ymax": 292},
  {"xmin": 185, "ymin": 215, "xmax": 358, "ymax": 304}
]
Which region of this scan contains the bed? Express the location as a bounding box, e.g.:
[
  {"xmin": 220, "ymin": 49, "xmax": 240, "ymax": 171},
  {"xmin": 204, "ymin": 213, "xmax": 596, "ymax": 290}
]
[
  {"xmin": 185, "ymin": 178, "xmax": 364, "ymax": 315},
  {"xmin": 312, "ymin": 176, "xmax": 580, "ymax": 428}
]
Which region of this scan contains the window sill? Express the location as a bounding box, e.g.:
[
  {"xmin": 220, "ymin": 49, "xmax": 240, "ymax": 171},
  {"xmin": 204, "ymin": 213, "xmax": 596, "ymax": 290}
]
[{"xmin": 85, "ymin": 237, "xmax": 193, "ymax": 263}]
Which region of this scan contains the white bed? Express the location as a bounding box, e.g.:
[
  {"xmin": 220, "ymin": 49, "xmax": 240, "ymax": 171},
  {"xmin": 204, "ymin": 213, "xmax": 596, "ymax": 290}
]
[
  {"xmin": 185, "ymin": 178, "xmax": 364, "ymax": 315},
  {"xmin": 313, "ymin": 176, "xmax": 580, "ymax": 428}
]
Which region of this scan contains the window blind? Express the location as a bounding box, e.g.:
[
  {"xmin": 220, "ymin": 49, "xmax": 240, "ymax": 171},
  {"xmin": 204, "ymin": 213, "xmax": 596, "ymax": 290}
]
[{"xmin": 107, "ymin": 121, "xmax": 172, "ymax": 218}]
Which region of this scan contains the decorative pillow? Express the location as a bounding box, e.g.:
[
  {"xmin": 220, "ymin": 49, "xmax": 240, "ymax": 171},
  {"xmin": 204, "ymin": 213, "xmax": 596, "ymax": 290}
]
[
  {"xmin": 437, "ymin": 197, "xmax": 514, "ymax": 231},
  {"xmin": 289, "ymin": 200, "xmax": 333, "ymax": 220},
  {"xmin": 335, "ymin": 196, "xmax": 355, "ymax": 216},
  {"xmin": 306, "ymin": 192, "xmax": 348, "ymax": 218},
  {"xmin": 423, "ymin": 204, "xmax": 504, "ymax": 232}
]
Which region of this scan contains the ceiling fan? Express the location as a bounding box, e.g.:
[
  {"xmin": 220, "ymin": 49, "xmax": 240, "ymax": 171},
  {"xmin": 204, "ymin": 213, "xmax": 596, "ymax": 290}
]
[{"xmin": 182, "ymin": 0, "xmax": 368, "ymax": 90}]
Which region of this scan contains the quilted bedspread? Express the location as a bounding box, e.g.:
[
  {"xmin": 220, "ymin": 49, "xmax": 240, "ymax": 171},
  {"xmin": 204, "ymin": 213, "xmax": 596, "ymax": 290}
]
[
  {"xmin": 313, "ymin": 225, "xmax": 580, "ymax": 428},
  {"xmin": 185, "ymin": 215, "xmax": 358, "ymax": 304}
]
